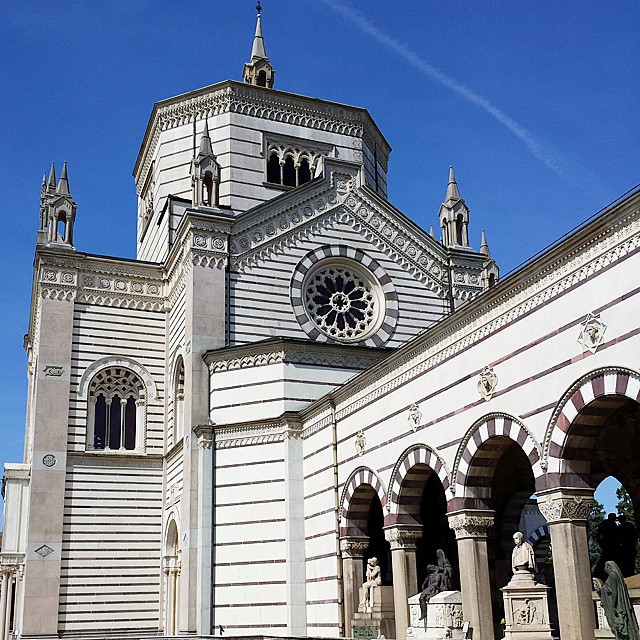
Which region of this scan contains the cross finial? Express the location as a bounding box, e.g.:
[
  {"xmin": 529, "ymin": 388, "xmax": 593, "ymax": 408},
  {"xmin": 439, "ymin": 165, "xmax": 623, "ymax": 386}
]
[{"xmin": 256, "ymin": 1, "xmax": 262, "ymax": 15}]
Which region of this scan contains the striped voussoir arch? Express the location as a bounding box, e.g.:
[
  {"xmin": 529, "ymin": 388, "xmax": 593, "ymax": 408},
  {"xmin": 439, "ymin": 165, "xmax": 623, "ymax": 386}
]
[
  {"xmin": 387, "ymin": 445, "xmax": 451, "ymax": 514},
  {"xmin": 290, "ymin": 244, "xmax": 399, "ymax": 347},
  {"xmin": 454, "ymin": 414, "xmax": 542, "ymax": 497},
  {"xmin": 340, "ymin": 467, "xmax": 388, "ymax": 527},
  {"xmin": 544, "ymin": 368, "xmax": 640, "ymax": 474},
  {"xmin": 527, "ymin": 524, "xmax": 550, "ymax": 547}
]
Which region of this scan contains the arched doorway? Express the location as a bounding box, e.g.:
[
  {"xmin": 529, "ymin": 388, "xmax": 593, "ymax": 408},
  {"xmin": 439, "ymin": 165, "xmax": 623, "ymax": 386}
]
[
  {"xmin": 460, "ymin": 433, "xmax": 538, "ymax": 639},
  {"xmin": 542, "ymin": 369, "xmax": 640, "ymax": 640},
  {"xmin": 340, "ymin": 471, "xmax": 392, "ymax": 636}
]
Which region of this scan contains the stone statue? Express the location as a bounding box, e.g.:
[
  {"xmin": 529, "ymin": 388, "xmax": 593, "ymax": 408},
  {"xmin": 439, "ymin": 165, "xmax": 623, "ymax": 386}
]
[
  {"xmin": 419, "ymin": 549, "xmax": 454, "ymax": 619},
  {"xmin": 594, "ymin": 560, "xmax": 640, "ymax": 640},
  {"xmin": 618, "ymin": 515, "xmax": 639, "ymax": 578},
  {"xmin": 512, "ymin": 532, "xmax": 536, "ymax": 575},
  {"xmin": 360, "ymin": 557, "xmax": 382, "ymax": 607}
]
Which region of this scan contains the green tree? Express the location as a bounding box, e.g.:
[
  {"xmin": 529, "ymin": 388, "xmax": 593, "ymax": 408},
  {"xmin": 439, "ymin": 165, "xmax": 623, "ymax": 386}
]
[
  {"xmin": 615, "ymin": 486, "xmax": 640, "ymax": 574},
  {"xmin": 589, "ymin": 498, "xmax": 606, "ymax": 572}
]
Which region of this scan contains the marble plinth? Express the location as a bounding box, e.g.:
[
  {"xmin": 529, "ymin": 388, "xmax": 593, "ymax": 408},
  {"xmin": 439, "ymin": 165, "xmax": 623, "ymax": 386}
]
[
  {"xmin": 352, "ymin": 585, "xmax": 395, "ymax": 639},
  {"xmin": 501, "ymin": 571, "xmax": 555, "ymax": 640},
  {"xmin": 406, "ymin": 590, "xmax": 465, "ymax": 640}
]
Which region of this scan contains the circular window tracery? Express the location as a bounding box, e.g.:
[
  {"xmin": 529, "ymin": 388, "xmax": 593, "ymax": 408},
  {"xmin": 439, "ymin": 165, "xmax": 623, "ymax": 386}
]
[{"xmin": 304, "ymin": 261, "xmax": 384, "ymax": 342}]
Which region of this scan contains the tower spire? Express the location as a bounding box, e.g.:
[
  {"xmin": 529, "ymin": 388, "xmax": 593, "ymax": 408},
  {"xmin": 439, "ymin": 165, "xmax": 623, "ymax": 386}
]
[
  {"xmin": 480, "ymin": 229, "xmax": 492, "ymax": 257},
  {"xmin": 445, "ymin": 166, "xmax": 461, "ymax": 202},
  {"xmin": 243, "ymin": 2, "xmax": 275, "ymax": 88},
  {"xmin": 47, "ymin": 162, "xmax": 57, "ymax": 193}
]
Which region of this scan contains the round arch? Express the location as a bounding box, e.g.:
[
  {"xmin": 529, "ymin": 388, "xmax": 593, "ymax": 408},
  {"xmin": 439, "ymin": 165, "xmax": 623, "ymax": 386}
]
[
  {"xmin": 387, "ymin": 444, "xmax": 452, "ymax": 513},
  {"xmin": 453, "ymin": 413, "xmax": 542, "ymax": 497},
  {"xmin": 78, "ymin": 356, "xmax": 158, "ymax": 400},
  {"xmin": 340, "ymin": 466, "xmax": 388, "ymax": 532},
  {"xmin": 542, "ymin": 367, "xmax": 640, "ymax": 473}
]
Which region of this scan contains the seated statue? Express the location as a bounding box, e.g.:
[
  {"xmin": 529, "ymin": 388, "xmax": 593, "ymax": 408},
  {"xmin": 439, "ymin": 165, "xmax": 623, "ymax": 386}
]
[{"xmin": 360, "ymin": 557, "xmax": 382, "ymax": 608}]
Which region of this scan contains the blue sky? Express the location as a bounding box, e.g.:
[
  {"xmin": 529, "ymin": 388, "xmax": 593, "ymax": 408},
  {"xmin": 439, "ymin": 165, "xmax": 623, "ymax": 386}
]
[{"xmin": 1, "ymin": 1, "xmax": 638, "ymax": 515}]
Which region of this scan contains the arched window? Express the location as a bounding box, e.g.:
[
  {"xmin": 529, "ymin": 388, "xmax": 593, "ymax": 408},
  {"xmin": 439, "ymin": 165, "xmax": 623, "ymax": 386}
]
[
  {"xmin": 202, "ymin": 171, "xmax": 214, "ymax": 206},
  {"xmin": 257, "ymin": 70, "xmax": 267, "ymax": 87},
  {"xmin": 56, "ymin": 214, "xmax": 66, "ymax": 242},
  {"xmin": 87, "ymin": 367, "xmax": 145, "ymax": 452},
  {"xmin": 172, "ymin": 357, "xmax": 185, "ymax": 446},
  {"xmin": 267, "ymin": 152, "xmax": 281, "ymax": 184},
  {"xmin": 488, "ymin": 273, "xmax": 496, "ymax": 288},
  {"xmin": 455, "ymin": 214, "xmax": 464, "ymax": 245},
  {"xmin": 282, "ymin": 155, "xmax": 296, "ymax": 187},
  {"xmin": 164, "ymin": 519, "xmax": 181, "ymax": 635},
  {"xmin": 298, "ymin": 157, "xmax": 312, "ymax": 185}
]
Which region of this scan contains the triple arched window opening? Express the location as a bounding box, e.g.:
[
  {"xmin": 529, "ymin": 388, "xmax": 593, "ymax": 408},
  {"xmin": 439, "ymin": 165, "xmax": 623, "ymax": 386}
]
[
  {"xmin": 267, "ymin": 151, "xmax": 314, "ymax": 188},
  {"xmin": 87, "ymin": 367, "xmax": 145, "ymax": 452}
]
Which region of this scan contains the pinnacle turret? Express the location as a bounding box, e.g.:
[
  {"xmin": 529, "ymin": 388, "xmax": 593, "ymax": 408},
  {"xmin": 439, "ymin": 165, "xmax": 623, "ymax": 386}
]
[
  {"xmin": 445, "ymin": 166, "xmax": 461, "ymax": 202},
  {"xmin": 480, "ymin": 229, "xmax": 492, "ymax": 257},
  {"xmin": 198, "ymin": 119, "xmax": 214, "ymax": 159},
  {"xmin": 47, "ymin": 162, "xmax": 57, "ymax": 193},
  {"xmin": 438, "ymin": 166, "xmax": 470, "ymax": 248},
  {"xmin": 56, "ymin": 161, "xmax": 70, "ymax": 196},
  {"xmin": 243, "ymin": 2, "xmax": 275, "ymax": 89}
]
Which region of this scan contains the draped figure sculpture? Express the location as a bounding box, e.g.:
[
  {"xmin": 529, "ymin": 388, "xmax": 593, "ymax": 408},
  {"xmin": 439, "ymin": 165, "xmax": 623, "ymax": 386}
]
[
  {"xmin": 419, "ymin": 549, "xmax": 454, "ymax": 620},
  {"xmin": 595, "ymin": 561, "xmax": 640, "ymax": 640}
]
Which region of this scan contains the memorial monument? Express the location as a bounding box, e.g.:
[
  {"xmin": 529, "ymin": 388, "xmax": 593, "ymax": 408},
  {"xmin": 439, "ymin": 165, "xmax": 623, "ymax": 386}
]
[
  {"xmin": 353, "ymin": 558, "xmax": 395, "ymax": 639},
  {"xmin": 594, "ymin": 561, "xmax": 640, "ymax": 640},
  {"xmin": 500, "ymin": 532, "xmax": 554, "ymax": 640}
]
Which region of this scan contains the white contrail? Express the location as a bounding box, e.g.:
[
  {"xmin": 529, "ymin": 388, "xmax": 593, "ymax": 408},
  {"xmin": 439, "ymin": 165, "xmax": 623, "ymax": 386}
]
[{"xmin": 318, "ymin": 0, "xmax": 603, "ymax": 193}]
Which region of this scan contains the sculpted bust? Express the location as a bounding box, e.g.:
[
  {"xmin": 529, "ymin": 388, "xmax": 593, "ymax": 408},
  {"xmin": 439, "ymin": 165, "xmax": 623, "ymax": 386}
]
[{"xmin": 512, "ymin": 532, "xmax": 536, "ymax": 574}]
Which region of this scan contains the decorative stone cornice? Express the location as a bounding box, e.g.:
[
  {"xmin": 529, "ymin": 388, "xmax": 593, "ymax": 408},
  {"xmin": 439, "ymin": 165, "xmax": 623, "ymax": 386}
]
[
  {"xmin": 204, "ymin": 338, "xmax": 389, "ymax": 374},
  {"xmin": 536, "ymin": 488, "xmax": 594, "ymax": 524},
  {"xmin": 340, "ymin": 537, "xmax": 370, "ymax": 558},
  {"xmin": 447, "ymin": 510, "xmax": 495, "ymax": 539},
  {"xmin": 213, "ymin": 413, "xmax": 303, "ymax": 449},
  {"xmin": 383, "ymin": 525, "xmax": 423, "ymax": 549}
]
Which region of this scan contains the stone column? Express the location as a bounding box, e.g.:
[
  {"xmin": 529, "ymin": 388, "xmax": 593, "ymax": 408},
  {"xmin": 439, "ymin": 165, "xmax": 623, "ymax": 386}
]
[
  {"xmin": 384, "ymin": 525, "xmax": 423, "ymax": 640},
  {"xmin": 537, "ymin": 488, "xmax": 595, "ymax": 640},
  {"xmin": 340, "ymin": 537, "xmax": 369, "ymax": 636},
  {"xmin": 0, "ymin": 570, "xmax": 8, "ymax": 640},
  {"xmin": 448, "ymin": 509, "xmax": 495, "ymax": 640},
  {"xmin": 3, "ymin": 573, "xmax": 13, "ymax": 640}
]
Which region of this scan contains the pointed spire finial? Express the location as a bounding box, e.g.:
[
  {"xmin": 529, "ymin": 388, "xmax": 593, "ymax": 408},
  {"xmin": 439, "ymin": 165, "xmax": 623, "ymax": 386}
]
[
  {"xmin": 480, "ymin": 229, "xmax": 492, "ymax": 257},
  {"xmin": 41, "ymin": 172, "xmax": 47, "ymax": 191},
  {"xmin": 256, "ymin": 1, "xmax": 262, "ymax": 15},
  {"xmin": 251, "ymin": 6, "xmax": 268, "ymax": 61},
  {"xmin": 446, "ymin": 165, "xmax": 461, "ymax": 202},
  {"xmin": 429, "ymin": 224, "xmax": 434, "ymax": 238},
  {"xmin": 56, "ymin": 161, "xmax": 70, "ymax": 196},
  {"xmin": 198, "ymin": 119, "xmax": 214, "ymax": 158},
  {"xmin": 47, "ymin": 162, "xmax": 57, "ymax": 192}
]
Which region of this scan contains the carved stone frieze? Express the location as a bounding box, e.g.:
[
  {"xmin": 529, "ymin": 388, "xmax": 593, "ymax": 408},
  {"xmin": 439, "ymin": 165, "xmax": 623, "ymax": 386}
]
[{"xmin": 447, "ymin": 510, "xmax": 495, "ymax": 539}]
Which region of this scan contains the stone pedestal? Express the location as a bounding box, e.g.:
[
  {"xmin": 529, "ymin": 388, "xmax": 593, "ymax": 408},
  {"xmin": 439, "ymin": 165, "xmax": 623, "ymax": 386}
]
[
  {"xmin": 406, "ymin": 590, "xmax": 465, "ymax": 640},
  {"xmin": 352, "ymin": 585, "xmax": 396, "ymax": 639},
  {"xmin": 501, "ymin": 571, "xmax": 554, "ymax": 640}
]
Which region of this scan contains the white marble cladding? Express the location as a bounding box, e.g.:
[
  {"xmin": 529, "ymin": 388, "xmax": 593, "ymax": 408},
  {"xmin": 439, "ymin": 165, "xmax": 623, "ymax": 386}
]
[
  {"xmin": 206, "ymin": 340, "xmax": 388, "ymax": 426},
  {"xmin": 135, "ymin": 81, "xmax": 390, "ymax": 261}
]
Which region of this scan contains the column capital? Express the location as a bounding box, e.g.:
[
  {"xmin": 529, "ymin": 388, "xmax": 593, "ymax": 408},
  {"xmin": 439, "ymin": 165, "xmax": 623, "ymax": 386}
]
[
  {"xmin": 383, "ymin": 525, "xmax": 423, "ymax": 549},
  {"xmin": 339, "ymin": 537, "xmax": 369, "ymax": 558},
  {"xmin": 447, "ymin": 509, "xmax": 495, "ymax": 539},
  {"xmin": 536, "ymin": 487, "xmax": 594, "ymax": 524},
  {"xmin": 193, "ymin": 424, "xmax": 213, "ymax": 450}
]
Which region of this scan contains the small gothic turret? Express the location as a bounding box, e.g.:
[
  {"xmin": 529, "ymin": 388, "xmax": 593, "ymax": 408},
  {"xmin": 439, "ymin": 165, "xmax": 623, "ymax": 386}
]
[
  {"xmin": 243, "ymin": 3, "xmax": 274, "ymax": 89},
  {"xmin": 191, "ymin": 120, "xmax": 221, "ymax": 208},
  {"xmin": 39, "ymin": 161, "xmax": 77, "ymax": 248},
  {"xmin": 480, "ymin": 229, "xmax": 491, "ymax": 257},
  {"xmin": 438, "ymin": 167, "xmax": 470, "ymax": 248},
  {"xmin": 479, "ymin": 228, "xmax": 499, "ymax": 290}
]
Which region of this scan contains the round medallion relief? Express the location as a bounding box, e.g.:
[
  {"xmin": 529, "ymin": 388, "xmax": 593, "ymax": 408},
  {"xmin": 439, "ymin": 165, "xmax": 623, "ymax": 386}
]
[
  {"xmin": 303, "ymin": 261, "xmax": 384, "ymax": 342},
  {"xmin": 42, "ymin": 454, "xmax": 56, "ymax": 468}
]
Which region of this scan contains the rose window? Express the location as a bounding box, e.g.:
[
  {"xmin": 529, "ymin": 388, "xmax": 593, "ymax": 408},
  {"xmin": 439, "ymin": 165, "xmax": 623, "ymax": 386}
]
[{"xmin": 304, "ymin": 263, "xmax": 383, "ymax": 342}]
